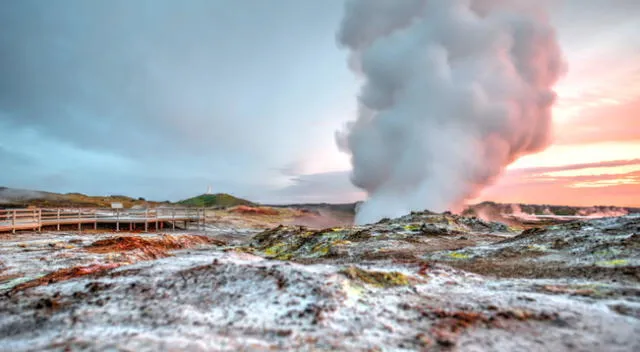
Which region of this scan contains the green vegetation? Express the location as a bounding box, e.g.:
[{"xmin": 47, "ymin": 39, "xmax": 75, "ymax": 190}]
[
  {"xmin": 340, "ymin": 266, "xmax": 410, "ymax": 287},
  {"xmin": 404, "ymin": 224, "xmax": 422, "ymax": 231},
  {"xmin": 448, "ymin": 252, "xmax": 471, "ymax": 259},
  {"xmin": 553, "ymin": 206, "xmax": 578, "ymax": 216},
  {"xmin": 177, "ymin": 193, "xmax": 254, "ymax": 208},
  {"xmin": 595, "ymin": 259, "xmax": 629, "ymax": 267}
]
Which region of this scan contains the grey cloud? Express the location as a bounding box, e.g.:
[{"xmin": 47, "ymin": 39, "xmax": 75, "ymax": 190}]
[
  {"xmin": 1, "ymin": 0, "xmax": 639, "ymax": 205},
  {"xmin": 267, "ymin": 171, "xmax": 363, "ymax": 204},
  {"xmin": 0, "ymin": 146, "xmax": 34, "ymax": 168},
  {"xmin": 0, "ymin": 0, "xmax": 350, "ymax": 200}
]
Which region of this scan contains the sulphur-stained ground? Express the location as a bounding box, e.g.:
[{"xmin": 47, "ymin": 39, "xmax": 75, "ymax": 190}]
[{"xmin": 0, "ymin": 212, "xmax": 639, "ymax": 351}]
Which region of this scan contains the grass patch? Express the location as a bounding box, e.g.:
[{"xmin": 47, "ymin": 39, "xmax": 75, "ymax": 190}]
[{"xmin": 177, "ymin": 193, "xmax": 254, "ymax": 207}]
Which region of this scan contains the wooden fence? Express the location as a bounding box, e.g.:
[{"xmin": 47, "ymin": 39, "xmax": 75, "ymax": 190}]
[{"xmin": 0, "ymin": 207, "xmax": 206, "ymax": 233}]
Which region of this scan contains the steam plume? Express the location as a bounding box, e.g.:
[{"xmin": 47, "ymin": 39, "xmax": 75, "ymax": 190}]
[{"xmin": 336, "ymin": 0, "xmax": 565, "ymax": 224}]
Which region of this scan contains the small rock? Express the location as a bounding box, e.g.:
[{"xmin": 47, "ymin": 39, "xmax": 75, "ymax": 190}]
[
  {"xmin": 433, "ymin": 329, "xmax": 457, "ymax": 346},
  {"xmin": 415, "ymin": 333, "xmax": 432, "ymax": 347}
]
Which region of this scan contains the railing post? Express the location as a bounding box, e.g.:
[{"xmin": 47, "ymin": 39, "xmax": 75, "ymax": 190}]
[
  {"xmin": 77, "ymin": 208, "xmax": 82, "ymax": 232},
  {"xmin": 144, "ymin": 209, "xmax": 149, "ymax": 232},
  {"xmin": 57, "ymin": 209, "xmax": 60, "ymax": 231},
  {"xmin": 12, "ymin": 209, "xmax": 16, "ymax": 234},
  {"xmin": 116, "ymin": 208, "xmax": 120, "ymax": 232},
  {"xmin": 38, "ymin": 209, "xmax": 42, "ymax": 232},
  {"xmin": 172, "ymin": 209, "xmax": 176, "ymax": 231},
  {"xmin": 94, "ymin": 209, "xmax": 97, "ymax": 230},
  {"xmin": 202, "ymin": 207, "xmax": 206, "ymax": 232}
]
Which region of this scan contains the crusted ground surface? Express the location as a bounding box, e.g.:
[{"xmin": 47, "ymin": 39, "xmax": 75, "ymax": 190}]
[{"xmin": 0, "ymin": 213, "xmax": 639, "ymax": 351}]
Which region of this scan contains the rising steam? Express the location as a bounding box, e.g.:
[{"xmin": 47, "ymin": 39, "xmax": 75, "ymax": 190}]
[{"xmin": 336, "ymin": 0, "xmax": 565, "ymax": 224}]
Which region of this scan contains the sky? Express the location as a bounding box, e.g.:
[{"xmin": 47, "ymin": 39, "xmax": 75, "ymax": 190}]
[{"xmin": 0, "ymin": 0, "xmax": 639, "ymax": 207}]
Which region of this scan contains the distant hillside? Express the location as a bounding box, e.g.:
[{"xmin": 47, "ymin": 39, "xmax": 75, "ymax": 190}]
[
  {"xmin": 0, "ymin": 187, "xmax": 166, "ymax": 208},
  {"xmin": 268, "ymin": 202, "xmax": 358, "ymax": 214},
  {"xmin": 464, "ymin": 201, "xmax": 640, "ymax": 218},
  {"xmin": 177, "ymin": 193, "xmax": 255, "ymax": 208}
]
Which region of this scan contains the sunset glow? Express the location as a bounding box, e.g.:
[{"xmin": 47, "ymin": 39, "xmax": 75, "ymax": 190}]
[
  {"xmin": 0, "ymin": 1, "xmax": 638, "ymax": 207},
  {"xmin": 541, "ymin": 165, "xmax": 640, "ymax": 178}
]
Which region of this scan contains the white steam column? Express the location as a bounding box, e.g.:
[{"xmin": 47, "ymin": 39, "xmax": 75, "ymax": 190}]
[{"xmin": 336, "ymin": 0, "xmax": 565, "ymax": 224}]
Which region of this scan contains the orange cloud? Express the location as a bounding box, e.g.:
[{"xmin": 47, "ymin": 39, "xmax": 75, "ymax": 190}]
[
  {"xmin": 476, "ymin": 159, "xmax": 640, "ymax": 207},
  {"xmin": 554, "ymin": 97, "xmax": 640, "ymax": 145}
]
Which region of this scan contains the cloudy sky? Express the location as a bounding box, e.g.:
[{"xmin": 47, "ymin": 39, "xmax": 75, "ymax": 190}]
[{"xmin": 1, "ymin": 0, "xmax": 639, "ymax": 206}]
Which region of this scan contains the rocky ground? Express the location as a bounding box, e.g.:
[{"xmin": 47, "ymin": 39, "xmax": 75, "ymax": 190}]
[{"xmin": 0, "ymin": 212, "xmax": 638, "ymax": 351}]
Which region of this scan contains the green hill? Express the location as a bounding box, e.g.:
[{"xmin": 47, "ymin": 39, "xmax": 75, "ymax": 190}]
[{"xmin": 177, "ymin": 193, "xmax": 255, "ymax": 208}]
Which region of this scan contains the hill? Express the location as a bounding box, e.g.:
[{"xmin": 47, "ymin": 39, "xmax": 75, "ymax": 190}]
[
  {"xmin": 464, "ymin": 201, "xmax": 640, "ymax": 218},
  {"xmin": 0, "ymin": 187, "xmax": 166, "ymax": 208},
  {"xmin": 177, "ymin": 193, "xmax": 255, "ymax": 208}
]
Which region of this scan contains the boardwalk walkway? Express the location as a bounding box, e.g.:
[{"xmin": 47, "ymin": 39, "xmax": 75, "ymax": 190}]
[{"xmin": 0, "ymin": 208, "xmax": 205, "ymax": 233}]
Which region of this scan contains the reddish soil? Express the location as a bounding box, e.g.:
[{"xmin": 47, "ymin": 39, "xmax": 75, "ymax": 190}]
[
  {"xmin": 11, "ymin": 264, "xmax": 120, "ymax": 292},
  {"xmin": 86, "ymin": 234, "xmax": 224, "ymax": 259},
  {"xmin": 230, "ymin": 206, "xmax": 280, "ymax": 216}
]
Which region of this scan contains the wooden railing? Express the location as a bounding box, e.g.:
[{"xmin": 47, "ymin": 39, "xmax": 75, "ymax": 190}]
[{"xmin": 0, "ymin": 207, "xmax": 206, "ymax": 233}]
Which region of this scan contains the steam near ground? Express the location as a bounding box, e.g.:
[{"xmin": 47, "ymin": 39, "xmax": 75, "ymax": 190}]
[
  {"xmin": 336, "ymin": 0, "xmax": 565, "ymax": 224},
  {"xmin": 0, "ymin": 188, "xmax": 44, "ymax": 204}
]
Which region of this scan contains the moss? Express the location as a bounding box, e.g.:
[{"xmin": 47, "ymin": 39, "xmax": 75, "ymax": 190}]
[
  {"xmin": 593, "ymin": 249, "xmax": 621, "ymax": 257},
  {"xmin": 595, "ymin": 259, "xmax": 629, "ymax": 267},
  {"xmin": 251, "ymin": 225, "xmax": 360, "ymax": 260},
  {"xmin": 263, "ymin": 242, "xmax": 288, "ymax": 257},
  {"xmin": 448, "ymin": 252, "xmax": 471, "ymax": 259},
  {"xmin": 301, "ymin": 231, "xmax": 315, "ymax": 238},
  {"xmin": 252, "ymin": 226, "xmax": 311, "ymax": 253},
  {"xmin": 225, "ymin": 246, "xmax": 256, "ymax": 254},
  {"xmin": 347, "ymin": 230, "xmax": 372, "ymax": 241},
  {"xmin": 340, "ymin": 266, "xmax": 409, "ymax": 288},
  {"xmin": 274, "ymin": 253, "xmax": 293, "ymax": 261},
  {"xmin": 526, "ymin": 244, "xmax": 548, "ymax": 252},
  {"xmin": 554, "ymin": 207, "xmax": 577, "ymax": 216},
  {"xmin": 332, "ymin": 240, "xmax": 352, "ymax": 246},
  {"xmin": 311, "ymin": 243, "xmax": 331, "ymax": 256},
  {"xmin": 404, "ymin": 224, "xmax": 422, "ymax": 232}
]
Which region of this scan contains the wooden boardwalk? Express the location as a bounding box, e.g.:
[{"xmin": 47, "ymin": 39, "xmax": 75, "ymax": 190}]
[{"xmin": 0, "ymin": 208, "xmax": 206, "ymax": 233}]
